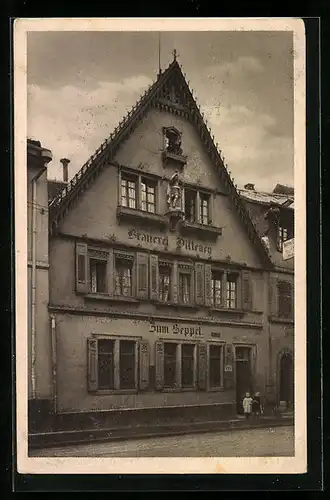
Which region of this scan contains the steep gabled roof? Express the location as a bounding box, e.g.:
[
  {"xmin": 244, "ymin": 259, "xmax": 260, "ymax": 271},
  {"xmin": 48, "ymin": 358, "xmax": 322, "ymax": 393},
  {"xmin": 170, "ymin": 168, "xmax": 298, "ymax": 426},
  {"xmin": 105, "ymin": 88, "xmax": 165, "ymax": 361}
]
[
  {"xmin": 49, "ymin": 58, "xmax": 273, "ymax": 267},
  {"xmin": 239, "ymin": 187, "xmax": 294, "ymax": 210}
]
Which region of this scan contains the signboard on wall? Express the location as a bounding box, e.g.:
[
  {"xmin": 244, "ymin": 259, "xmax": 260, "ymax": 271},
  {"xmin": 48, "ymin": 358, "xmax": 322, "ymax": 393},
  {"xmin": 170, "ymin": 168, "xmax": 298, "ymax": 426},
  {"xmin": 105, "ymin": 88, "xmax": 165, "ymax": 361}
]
[{"xmin": 283, "ymin": 238, "xmax": 294, "ymax": 260}]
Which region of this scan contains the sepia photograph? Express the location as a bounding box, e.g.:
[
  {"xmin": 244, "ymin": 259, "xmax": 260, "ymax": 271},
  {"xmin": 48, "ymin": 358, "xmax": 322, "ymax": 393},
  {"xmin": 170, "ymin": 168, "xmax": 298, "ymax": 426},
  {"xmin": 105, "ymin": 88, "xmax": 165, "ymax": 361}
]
[{"xmin": 15, "ymin": 18, "xmax": 306, "ymax": 475}]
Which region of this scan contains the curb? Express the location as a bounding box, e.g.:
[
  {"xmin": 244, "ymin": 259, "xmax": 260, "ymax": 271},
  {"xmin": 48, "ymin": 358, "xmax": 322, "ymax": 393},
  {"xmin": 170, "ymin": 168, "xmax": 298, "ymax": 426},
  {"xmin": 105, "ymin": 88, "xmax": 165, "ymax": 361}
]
[{"xmin": 29, "ymin": 417, "xmax": 294, "ymax": 450}]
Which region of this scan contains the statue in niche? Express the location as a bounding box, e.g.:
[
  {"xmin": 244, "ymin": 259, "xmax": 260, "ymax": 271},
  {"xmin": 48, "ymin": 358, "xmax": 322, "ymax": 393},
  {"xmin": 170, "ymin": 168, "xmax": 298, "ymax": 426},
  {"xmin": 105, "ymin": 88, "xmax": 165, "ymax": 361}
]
[
  {"xmin": 165, "ymin": 128, "xmax": 183, "ymax": 156},
  {"xmin": 166, "ymin": 170, "xmax": 183, "ymax": 212}
]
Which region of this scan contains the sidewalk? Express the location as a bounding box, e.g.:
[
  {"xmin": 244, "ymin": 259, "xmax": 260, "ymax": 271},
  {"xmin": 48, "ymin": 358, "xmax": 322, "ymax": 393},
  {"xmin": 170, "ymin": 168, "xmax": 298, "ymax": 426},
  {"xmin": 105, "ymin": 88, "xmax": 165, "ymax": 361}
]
[{"xmin": 29, "ymin": 414, "xmax": 294, "ymax": 450}]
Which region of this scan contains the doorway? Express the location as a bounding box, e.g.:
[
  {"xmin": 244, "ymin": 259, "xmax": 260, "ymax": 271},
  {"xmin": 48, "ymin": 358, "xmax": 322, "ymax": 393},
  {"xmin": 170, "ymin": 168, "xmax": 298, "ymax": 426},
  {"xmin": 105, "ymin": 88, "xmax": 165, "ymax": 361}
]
[
  {"xmin": 279, "ymin": 351, "xmax": 294, "ymax": 406},
  {"xmin": 235, "ymin": 346, "xmax": 253, "ymax": 414}
]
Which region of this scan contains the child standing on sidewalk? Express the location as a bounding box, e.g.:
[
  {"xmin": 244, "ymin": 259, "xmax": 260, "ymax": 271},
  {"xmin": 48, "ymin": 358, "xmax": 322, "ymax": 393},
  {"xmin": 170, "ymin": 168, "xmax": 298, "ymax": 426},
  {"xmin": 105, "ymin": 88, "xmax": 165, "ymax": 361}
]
[
  {"xmin": 252, "ymin": 392, "xmax": 262, "ymax": 419},
  {"xmin": 242, "ymin": 392, "xmax": 253, "ymax": 419}
]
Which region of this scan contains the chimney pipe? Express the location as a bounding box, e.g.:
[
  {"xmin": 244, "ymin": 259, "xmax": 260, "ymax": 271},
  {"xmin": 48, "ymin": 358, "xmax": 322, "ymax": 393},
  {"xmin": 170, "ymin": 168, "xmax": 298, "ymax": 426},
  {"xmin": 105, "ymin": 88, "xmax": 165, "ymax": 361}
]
[{"xmin": 60, "ymin": 158, "xmax": 70, "ymax": 183}]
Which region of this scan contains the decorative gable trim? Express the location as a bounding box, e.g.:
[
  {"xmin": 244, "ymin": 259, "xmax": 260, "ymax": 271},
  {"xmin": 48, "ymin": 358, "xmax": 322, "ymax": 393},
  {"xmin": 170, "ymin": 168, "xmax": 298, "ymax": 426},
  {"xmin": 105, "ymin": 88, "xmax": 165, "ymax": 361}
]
[{"xmin": 49, "ymin": 58, "xmax": 272, "ymax": 267}]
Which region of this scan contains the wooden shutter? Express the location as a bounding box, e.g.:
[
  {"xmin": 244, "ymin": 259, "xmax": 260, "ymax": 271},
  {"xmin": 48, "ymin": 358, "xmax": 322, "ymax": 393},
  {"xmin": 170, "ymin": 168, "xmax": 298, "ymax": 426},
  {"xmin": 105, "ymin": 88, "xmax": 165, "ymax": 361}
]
[
  {"xmin": 149, "ymin": 254, "xmax": 159, "ymax": 301},
  {"xmin": 75, "ymin": 242, "xmax": 88, "ymax": 293},
  {"xmin": 198, "ymin": 343, "xmax": 207, "ymax": 390},
  {"xmin": 87, "ymin": 338, "xmax": 98, "ymax": 391},
  {"xmin": 139, "ymin": 341, "xmax": 150, "ymax": 390},
  {"xmin": 189, "ymin": 267, "xmax": 195, "ymax": 305},
  {"xmin": 107, "ymin": 248, "xmax": 114, "ymax": 296},
  {"xmin": 171, "ymin": 261, "xmax": 178, "ymax": 303},
  {"xmin": 241, "ymin": 270, "xmax": 252, "ymax": 311},
  {"xmin": 268, "ymin": 276, "xmax": 278, "ymax": 316},
  {"xmin": 204, "ymin": 264, "xmax": 212, "ymax": 307},
  {"xmin": 195, "ymin": 262, "xmax": 205, "ymax": 305},
  {"xmin": 223, "ymin": 344, "xmax": 234, "ymax": 389},
  {"xmin": 136, "ymin": 252, "xmax": 149, "ymax": 299},
  {"xmin": 251, "ymin": 346, "xmax": 257, "ymax": 391},
  {"xmin": 155, "ymin": 341, "xmax": 164, "ymax": 390}
]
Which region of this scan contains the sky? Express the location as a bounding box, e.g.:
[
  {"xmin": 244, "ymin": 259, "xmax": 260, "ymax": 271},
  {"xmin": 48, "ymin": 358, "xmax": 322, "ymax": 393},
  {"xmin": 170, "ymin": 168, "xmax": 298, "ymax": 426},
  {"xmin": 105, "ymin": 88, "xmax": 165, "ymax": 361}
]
[{"xmin": 27, "ymin": 30, "xmax": 294, "ymax": 192}]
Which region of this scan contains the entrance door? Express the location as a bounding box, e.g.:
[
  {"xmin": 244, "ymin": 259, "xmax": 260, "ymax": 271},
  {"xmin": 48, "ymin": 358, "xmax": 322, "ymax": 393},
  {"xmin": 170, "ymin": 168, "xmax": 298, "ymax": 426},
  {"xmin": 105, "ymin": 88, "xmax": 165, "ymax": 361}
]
[
  {"xmin": 279, "ymin": 352, "xmax": 294, "ymax": 405},
  {"xmin": 235, "ymin": 346, "xmax": 253, "ymax": 414}
]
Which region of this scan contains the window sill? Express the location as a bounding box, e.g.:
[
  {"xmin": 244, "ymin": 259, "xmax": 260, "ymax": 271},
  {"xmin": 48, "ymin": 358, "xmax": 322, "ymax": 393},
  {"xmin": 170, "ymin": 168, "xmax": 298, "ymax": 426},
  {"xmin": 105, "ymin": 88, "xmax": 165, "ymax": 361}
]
[
  {"xmin": 154, "ymin": 300, "xmax": 198, "ymax": 310},
  {"xmin": 161, "ymin": 386, "xmax": 197, "ymax": 393},
  {"xmin": 207, "ymin": 386, "xmax": 225, "ymax": 392},
  {"xmin": 162, "ymin": 150, "xmax": 187, "ymax": 168},
  {"xmin": 210, "ymin": 307, "xmax": 245, "ymax": 316},
  {"xmin": 85, "ymin": 293, "xmax": 139, "ymax": 304},
  {"xmin": 269, "ymin": 315, "xmax": 294, "ymax": 324},
  {"xmin": 91, "ymin": 389, "xmax": 138, "ymax": 395},
  {"xmin": 116, "ymin": 206, "xmax": 167, "ymax": 229},
  {"xmin": 179, "ymin": 220, "xmax": 222, "ymax": 241}
]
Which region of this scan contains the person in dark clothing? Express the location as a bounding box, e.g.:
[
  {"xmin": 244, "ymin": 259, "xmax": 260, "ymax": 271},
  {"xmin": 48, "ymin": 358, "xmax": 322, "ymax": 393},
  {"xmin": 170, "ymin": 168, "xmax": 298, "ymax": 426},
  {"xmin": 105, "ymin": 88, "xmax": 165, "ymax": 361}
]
[{"xmin": 252, "ymin": 392, "xmax": 262, "ymax": 418}]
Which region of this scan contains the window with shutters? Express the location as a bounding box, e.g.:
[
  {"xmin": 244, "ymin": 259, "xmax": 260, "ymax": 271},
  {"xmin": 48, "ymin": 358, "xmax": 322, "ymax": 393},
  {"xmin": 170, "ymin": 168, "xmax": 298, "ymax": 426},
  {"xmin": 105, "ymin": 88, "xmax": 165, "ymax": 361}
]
[
  {"xmin": 90, "ymin": 258, "xmax": 107, "ymax": 294},
  {"xmin": 121, "ymin": 173, "xmax": 137, "ymax": 209},
  {"xmin": 88, "ymin": 338, "xmax": 141, "ymax": 392},
  {"xmin": 179, "ymin": 272, "xmax": 191, "ymax": 305},
  {"xmin": 184, "ymin": 189, "xmax": 197, "ymax": 222},
  {"xmin": 141, "ymin": 178, "xmax": 156, "ymax": 214},
  {"xmin": 181, "ymin": 343, "xmax": 195, "ymax": 388},
  {"xmin": 209, "ymin": 344, "xmax": 224, "ymax": 389},
  {"xmin": 278, "ymin": 281, "xmax": 293, "ymax": 318},
  {"xmin": 114, "ymin": 255, "xmax": 134, "ymax": 297},
  {"xmin": 277, "ymin": 226, "xmax": 288, "ymax": 252},
  {"xmin": 120, "ymin": 340, "xmax": 136, "ymax": 389},
  {"xmin": 211, "ymin": 271, "xmax": 223, "ymax": 308},
  {"xmin": 159, "ymin": 264, "xmax": 171, "ymax": 302},
  {"xmin": 199, "ymin": 192, "xmax": 210, "ymax": 225},
  {"xmin": 226, "ymin": 273, "xmax": 238, "ymax": 309},
  {"xmin": 98, "ymin": 339, "xmax": 115, "ymax": 390},
  {"xmin": 164, "ymin": 342, "xmax": 177, "ymax": 388}
]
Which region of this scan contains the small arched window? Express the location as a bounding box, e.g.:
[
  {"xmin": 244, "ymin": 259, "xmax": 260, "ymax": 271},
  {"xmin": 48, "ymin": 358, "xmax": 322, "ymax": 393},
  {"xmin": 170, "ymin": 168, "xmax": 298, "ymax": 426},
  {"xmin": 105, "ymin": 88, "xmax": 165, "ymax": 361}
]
[{"xmin": 164, "ymin": 127, "xmax": 183, "ymax": 156}]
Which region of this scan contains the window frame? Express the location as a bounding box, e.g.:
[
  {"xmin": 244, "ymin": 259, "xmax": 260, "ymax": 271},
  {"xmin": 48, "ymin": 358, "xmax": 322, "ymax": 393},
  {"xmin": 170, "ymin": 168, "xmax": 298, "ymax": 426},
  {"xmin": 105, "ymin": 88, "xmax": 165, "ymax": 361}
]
[
  {"xmin": 178, "ymin": 263, "xmax": 194, "ymax": 306},
  {"xmin": 114, "ymin": 251, "xmax": 135, "ymax": 298},
  {"xmin": 119, "ymin": 168, "xmax": 159, "ymax": 215},
  {"xmin": 161, "ymin": 340, "xmax": 198, "ymax": 392},
  {"xmin": 89, "ymin": 335, "xmax": 140, "ymax": 394},
  {"xmin": 158, "ymin": 261, "xmax": 172, "ymax": 303},
  {"xmin": 277, "ymin": 280, "xmax": 293, "ymax": 318},
  {"xmin": 89, "ymin": 257, "xmax": 107, "ymax": 295},
  {"xmin": 207, "ymin": 341, "xmax": 225, "ymax": 391},
  {"xmin": 226, "ymin": 272, "xmax": 238, "ymax": 309},
  {"xmin": 211, "ymin": 269, "xmax": 224, "ymax": 308},
  {"xmin": 183, "ymin": 186, "xmax": 212, "ymax": 226}
]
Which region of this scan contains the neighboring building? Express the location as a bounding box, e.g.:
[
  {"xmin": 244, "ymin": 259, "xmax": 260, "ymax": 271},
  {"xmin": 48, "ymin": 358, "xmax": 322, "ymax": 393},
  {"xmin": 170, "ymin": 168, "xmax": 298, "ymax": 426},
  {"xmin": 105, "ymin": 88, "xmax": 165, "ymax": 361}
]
[
  {"xmin": 27, "ymin": 139, "xmax": 53, "ymax": 431},
  {"xmin": 44, "ymin": 57, "xmax": 294, "ymax": 427},
  {"xmin": 239, "ymin": 183, "xmax": 294, "ymax": 408}
]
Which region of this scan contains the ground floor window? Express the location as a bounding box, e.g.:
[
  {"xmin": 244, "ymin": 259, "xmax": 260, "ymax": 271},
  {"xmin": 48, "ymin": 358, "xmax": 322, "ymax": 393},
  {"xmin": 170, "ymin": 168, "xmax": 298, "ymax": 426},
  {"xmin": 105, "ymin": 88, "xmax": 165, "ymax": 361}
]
[
  {"xmin": 88, "ymin": 338, "xmax": 139, "ymax": 391},
  {"xmin": 156, "ymin": 341, "xmax": 197, "ymax": 390},
  {"xmin": 209, "ymin": 344, "xmax": 224, "ymax": 388}
]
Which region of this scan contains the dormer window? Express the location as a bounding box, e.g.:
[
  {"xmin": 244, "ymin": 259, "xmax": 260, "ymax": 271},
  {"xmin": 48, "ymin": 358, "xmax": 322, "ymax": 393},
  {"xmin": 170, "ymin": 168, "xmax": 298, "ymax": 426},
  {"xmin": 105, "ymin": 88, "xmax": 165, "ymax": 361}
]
[
  {"xmin": 162, "ymin": 127, "xmax": 187, "ymax": 168},
  {"xmin": 164, "ymin": 127, "xmax": 183, "ymax": 156},
  {"xmin": 276, "ymin": 210, "xmax": 294, "ymax": 252}
]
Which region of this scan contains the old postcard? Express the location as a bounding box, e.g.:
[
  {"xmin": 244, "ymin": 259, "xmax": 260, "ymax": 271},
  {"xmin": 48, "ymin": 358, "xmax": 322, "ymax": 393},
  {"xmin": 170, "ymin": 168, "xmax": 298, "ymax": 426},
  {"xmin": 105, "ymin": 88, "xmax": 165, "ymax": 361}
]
[{"xmin": 15, "ymin": 17, "xmax": 306, "ymax": 475}]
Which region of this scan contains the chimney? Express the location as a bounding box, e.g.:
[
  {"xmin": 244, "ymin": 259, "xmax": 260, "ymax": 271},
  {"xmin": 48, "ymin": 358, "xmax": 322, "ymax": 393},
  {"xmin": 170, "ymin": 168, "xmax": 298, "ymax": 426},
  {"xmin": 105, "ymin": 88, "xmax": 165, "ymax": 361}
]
[
  {"xmin": 244, "ymin": 183, "xmax": 255, "ymax": 191},
  {"xmin": 60, "ymin": 158, "xmax": 70, "ymax": 183}
]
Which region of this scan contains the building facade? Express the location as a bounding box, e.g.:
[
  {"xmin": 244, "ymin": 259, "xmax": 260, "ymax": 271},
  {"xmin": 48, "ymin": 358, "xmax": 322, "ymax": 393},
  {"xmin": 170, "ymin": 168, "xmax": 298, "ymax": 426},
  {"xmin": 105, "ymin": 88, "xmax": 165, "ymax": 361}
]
[
  {"xmin": 44, "ymin": 59, "xmax": 294, "ymax": 424},
  {"xmin": 27, "ymin": 139, "xmax": 53, "ymax": 429}
]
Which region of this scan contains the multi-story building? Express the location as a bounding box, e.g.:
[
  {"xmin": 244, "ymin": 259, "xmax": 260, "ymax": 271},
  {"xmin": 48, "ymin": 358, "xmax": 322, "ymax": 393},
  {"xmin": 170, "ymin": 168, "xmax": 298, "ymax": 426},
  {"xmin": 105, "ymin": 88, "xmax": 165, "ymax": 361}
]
[
  {"xmin": 239, "ymin": 183, "xmax": 294, "ymax": 408},
  {"xmin": 43, "ymin": 57, "xmax": 294, "ymax": 428},
  {"xmin": 27, "ymin": 138, "xmax": 53, "ymax": 431}
]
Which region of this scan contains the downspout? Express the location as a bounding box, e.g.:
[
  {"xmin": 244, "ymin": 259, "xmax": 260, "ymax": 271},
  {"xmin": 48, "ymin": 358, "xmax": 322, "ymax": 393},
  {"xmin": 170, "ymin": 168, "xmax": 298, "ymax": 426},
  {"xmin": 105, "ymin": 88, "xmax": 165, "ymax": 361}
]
[
  {"xmin": 30, "ymin": 167, "xmax": 46, "ymax": 400},
  {"xmin": 50, "ymin": 314, "xmax": 57, "ymax": 414}
]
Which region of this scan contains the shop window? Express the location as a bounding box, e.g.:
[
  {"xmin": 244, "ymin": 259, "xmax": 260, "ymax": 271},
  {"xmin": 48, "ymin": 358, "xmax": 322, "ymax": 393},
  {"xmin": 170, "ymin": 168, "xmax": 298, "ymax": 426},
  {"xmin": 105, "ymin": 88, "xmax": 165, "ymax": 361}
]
[
  {"xmin": 141, "ymin": 178, "xmax": 156, "ymax": 214},
  {"xmin": 120, "ymin": 340, "xmax": 136, "ymax": 389},
  {"xmin": 159, "ymin": 264, "xmax": 171, "ymax": 302},
  {"xmin": 115, "ymin": 255, "xmax": 133, "ymax": 297},
  {"xmin": 98, "ymin": 339, "xmax": 115, "ymax": 390},
  {"xmin": 164, "ymin": 342, "xmax": 177, "ymax": 388},
  {"xmin": 278, "ymin": 281, "xmax": 293, "ymax": 318},
  {"xmin": 211, "ymin": 270, "xmax": 223, "ymax": 308},
  {"xmin": 184, "ymin": 189, "xmax": 197, "ymax": 222},
  {"xmin": 226, "ymin": 273, "xmax": 237, "ymax": 309},
  {"xmin": 181, "ymin": 343, "xmax": 195, "ymax": 388},
  {"xmin": 121, "ymin": 173, "xmax": 137, "ymax": 209},
  {"xmin": 209, "ymin": 344, "xmax": 223, "ymax": 388},
  {"xmin": 199, "ymin": 192, "xmax": 210, "ymax": 225},
  {"xmin": 277, "ymin": 226, "xmax": 288, "ymax": 252},
  {"xmin": 90, "ymin": 258, "xmax": 107, "ymax": 294}
]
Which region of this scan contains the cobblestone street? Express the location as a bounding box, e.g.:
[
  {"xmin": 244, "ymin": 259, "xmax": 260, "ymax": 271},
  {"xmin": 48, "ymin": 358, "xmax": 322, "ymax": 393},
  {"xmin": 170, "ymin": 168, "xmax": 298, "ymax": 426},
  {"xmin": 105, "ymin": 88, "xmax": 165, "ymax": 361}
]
[{"xmin": 29, "ymin": 425, "xmax": 294, "ymax": 458}]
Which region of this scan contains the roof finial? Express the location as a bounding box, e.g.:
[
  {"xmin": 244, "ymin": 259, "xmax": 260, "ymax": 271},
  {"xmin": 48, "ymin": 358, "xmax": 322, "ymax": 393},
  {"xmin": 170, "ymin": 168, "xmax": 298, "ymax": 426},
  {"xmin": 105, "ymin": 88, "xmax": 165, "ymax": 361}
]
[{"xmin": 173, "ymin": 48, "xmax": 177, "ymax": 61}]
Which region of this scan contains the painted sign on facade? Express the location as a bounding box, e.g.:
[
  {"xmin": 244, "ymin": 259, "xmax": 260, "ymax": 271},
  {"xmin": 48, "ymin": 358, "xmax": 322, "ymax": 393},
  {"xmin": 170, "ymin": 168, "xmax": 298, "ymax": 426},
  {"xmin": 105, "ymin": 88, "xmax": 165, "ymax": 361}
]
[
  {"xmin": 283, "ymin": 238, "xmax": 294, "ymax": 260},
  {"xmin": 149, "ymin": 322, "xmax": 203, "ymax": 337},
  {"xmin": 128, "ymin": 228, "xmax": 212, "ymax": 256}
]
